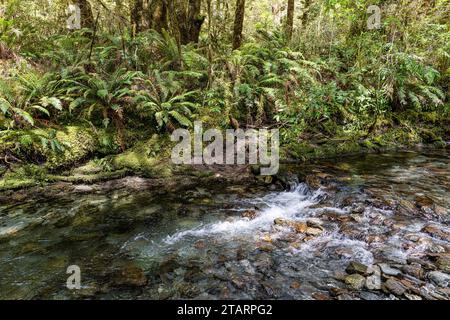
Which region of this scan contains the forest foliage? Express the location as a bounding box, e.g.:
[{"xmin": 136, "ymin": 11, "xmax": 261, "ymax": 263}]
[{"xmin": 0, "ymin": 0, "xmax": 448, "ymax": 170}]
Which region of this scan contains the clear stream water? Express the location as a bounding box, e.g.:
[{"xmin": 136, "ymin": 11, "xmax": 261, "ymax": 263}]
[{"xmin": 0, "ymin": 151, "xmax": 449, "ymax": 299}]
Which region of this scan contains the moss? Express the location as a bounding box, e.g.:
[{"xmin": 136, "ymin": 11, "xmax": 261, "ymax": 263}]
[
  {"xmin": 42, "ymin": 126, "xmax": 98, "ymax": 170},
  {"xmin": 0, "ymin": 177, "xmax": 36, "ymax": 191},
  {"xmin": 110, "ymin": 134, "xmax": 173, "ymax": 178},
  {"xmin": 47, "ymin": 169, "xmax": 130, "ymax": 184}
]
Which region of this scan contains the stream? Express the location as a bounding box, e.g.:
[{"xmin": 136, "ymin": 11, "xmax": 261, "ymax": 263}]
[{"xmin": 0, "ymin": 151, "xmax": 449, "ymax": 300}]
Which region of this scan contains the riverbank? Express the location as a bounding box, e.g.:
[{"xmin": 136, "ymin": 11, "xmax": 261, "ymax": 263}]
[{"xmin": 0, "ymin": 111, "xmax": 448, "ymax": 193}]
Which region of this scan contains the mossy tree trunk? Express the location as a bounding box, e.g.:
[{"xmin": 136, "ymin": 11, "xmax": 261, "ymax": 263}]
[
  {"xmin": 232, "ymin": 0, "xmax": 245, "ymax": 50},
  {"xmin": 77, "ymin": 0, "xmax": 94, "ymax": 29},
  {"xmin": 285, "ymin": 0, "xmax": 295, "ymax": 41}
]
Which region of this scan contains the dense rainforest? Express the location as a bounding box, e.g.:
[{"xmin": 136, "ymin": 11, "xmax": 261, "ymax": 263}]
[{"xmin": 0, "ymin": 0, "xmax": 448, "ymax": 186}]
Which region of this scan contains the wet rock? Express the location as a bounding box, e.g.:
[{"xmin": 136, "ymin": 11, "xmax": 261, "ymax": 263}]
[
  {"xmin": 404, "ymin": 293, "xmax": 422, "ymax": 300},
  {"xmin": 305, "ymin": 174, "xmax": 321, "ymax": 189},
  {"xmin": 306, "ymin": 218, "xmax": 324, "ymax": 228},
  {"xmin": 312, "ymin": 292, "xmax": 330, "ymax": 300},
  {"xmin": 422, "ymin": 224, "xmax": 450, "ymax": 240},
  {"xmin": 436, "ymin": 256, "xmax": 450, "ymax": 273},
  {"xmin": 415, "ymin": 195, "xmax": 434, "ymax": 208},
  {"xmin": 274, "ymin": 218, "xmax": 290, "ymax": 226},
  {"xmin": 73, "ymin": 185, "xmax": 94, "ymax": 193},
  {"xmin": 114, "ymin": 262, "xmax": 147, "ymax": 287},
  {"xmin": 359, "ymin": 291, "xmax": 382, "ymax": 300},
  {"xmin": 379, "ymin": 246, "xmax": 407, "ymax": 264},
  {"xmin": 351, "ymin": 204, "xmax": 365, "ymax": 214},
  {"xmin": 427, "ymin": 271, "xmax": 450, "ymax": 287},
  {"xmin": 242, "ymin": 210, "xmax": 258, "ymax": 220},
  {"xmin": 407, "ymin": 258, "xmax": 437, "ymax": 271},
  {"xmin": 365, "ymin": 266, "xmax": 382, "ymax": 290},
  {"xmin": 402, "ymin": 264, "xmax": 424, "ymax": 279},
  {"xmin": 346, "ymin": 261, "xmax": 372, "ymax": 276},
  {"xmin": 383, "ymin": 278, "xmax": 406, "ymax": 296},
  {"xmin": 344, "ymin": 274, "xmax": 366, "ymax": 290},
  {"xmin": 292, "ymin": 222, "xmax": 308, "ymax": 233},
  {"xmin": 305, "ymin": 227, "xmax": 323, "ymax": 236},
  {"xmin": 378, "ymin": 263, "xmax": 402, "ymax": 277},
  {"xmin": 194, "ymin": 240, "xmax": 206, "ymax": 250},
  {"xmin": 337, "ymin": 293, "xmax": 356, "ymax": 300}
]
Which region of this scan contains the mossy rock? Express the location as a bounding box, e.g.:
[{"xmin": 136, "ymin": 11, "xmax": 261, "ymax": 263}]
[{"xmin": 43, "ymin": 126, "xmax": 98, "ymax": 170}]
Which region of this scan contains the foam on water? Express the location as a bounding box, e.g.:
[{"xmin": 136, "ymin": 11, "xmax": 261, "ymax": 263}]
[{"xmin": 163, "ymin": 183, "xmax": 325, "ymax": 244}]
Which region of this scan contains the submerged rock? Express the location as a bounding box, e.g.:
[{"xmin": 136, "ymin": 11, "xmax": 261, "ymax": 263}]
[
  {"xmin": 242, "ymin": 210, "xmax": 258, "ymax": 220},
  {"xmin": 114, "ymin": 263, "xmax": 148, "ymax": 287}
]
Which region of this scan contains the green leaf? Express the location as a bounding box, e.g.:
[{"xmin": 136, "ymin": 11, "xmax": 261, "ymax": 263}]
[
  {"xmin": 31, "ymin": 105, "xmax": 50, "ymax": 116},
  {"xmin": 13, "ymin": 108, "xmax": 34, "ymax": 125},
  {"xmin": 97, "ymin": 89, "xmax": 108, "ymax": 99},
  {"xmin": 169, "ymin": 110, "xmax": 192, "ymax": 127}
]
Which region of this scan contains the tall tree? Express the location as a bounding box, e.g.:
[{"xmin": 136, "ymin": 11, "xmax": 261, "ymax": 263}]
[
  {"xmin": 78, "ymin": 0, "xmax": 94, "ymax": 29},
  {"xmin": 232, "ymin": 0, "xmax": 245, "ymax": 50},
  {"xmin": 174, "ymin": 0, "xmax": 205, "ymax": 44},
  {"xmin": 285, "ymin": 0, "xmax": 295, "ymax": 41},
  {"xmin": 131, "ymin": 0, "xmax": 144, "ymax": 33}
]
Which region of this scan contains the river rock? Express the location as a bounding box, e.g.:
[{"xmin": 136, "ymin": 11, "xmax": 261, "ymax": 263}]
[
  {"xmin": 415, "ymin": 195, "xmax": 434, "ymax": 208},
  {"xmin": 344, "ymin": 274, "xmax": 366, "ymax": 290},
  {"xmin": 305, "ymin": 174, "xmax": 321, "ymax": 189},
  {"xmin": 242, "ymin": 210, "xmax": 258, "ymax": 220},
  {"xmin": 292, "ymin": 222, "xmax": 308, "ymax": 233},
  {"xmin": 365, "ymin": 265, "xmax": 382, "ymax": 290},
  {"xmin": 402, "ymin": 264, "xmax": 424, "ymax": 279},
  {"xmin": 422, "ymin": 224, "xmax": 450, "ymax": 240},
  {"xmin": 379, "ymin": 246, "xmax": 407, "ymax": 264},
  {"xmin": 73, "ymin": 185, "xmax": 94, "ymax": 193},
  {"xmin": 351, "ymin": 204, "xmax": 365, "ymax": 214},
  {"xmin": 383, "ymin": 278, "xmax": 406, "ymax": 296},
  {"xmin": 305, "ymin": 227, "xmax": 323, "ymax": 236},
  {"xmin": 346, "ymin": 261, "xmax": 372, "ymax": 276},
  {"xmin": 114, "ymin": 262, "xmax": 148, "ymax": 287},
  {"xmin": 436, "ymin": 256, "xmax": 450, "ymax": 273},
  {"xmin": 404, "ymin": 293, "xmax": 422, "ymax": 300},
  {"xmin": 378, "ymin": 263, "xmax": 402, "ymax": 277},
  {"xmin": 427, "ymin": 271, "xmax": 450, "ymax": 287},
  {"xmin": 306, "ymin": 218, "xmax": 324, "ymax": 228}
]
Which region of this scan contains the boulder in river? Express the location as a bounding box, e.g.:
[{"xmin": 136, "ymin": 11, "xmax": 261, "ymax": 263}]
[
  {"xmin": 383, "ymin": 278, "xmax": 406, "ymax": 296},
  {"xmin": 242, "ymin": 210, "xmax": 258, "ymax": 220},
  {"xmin": 346, "ymin": 261, "xmax": 372, "ymax": 276},
  {"xmin": 378, "ymin": 263, "xmax": 402, "ymax": 277},
  {"xmin": 427, "ymin": 271, "xmax": 450, "ymax": 287},
  {"xmin": 344, "ymin": 274, "xmax": 366, "ymax": 290},
  {"xmin": 436, "ymin": 256, "xmax": 450, "ymax": 273},
  {"xmin": 422, "ymin": 224, "xmax": 450, "ymax": 240}
]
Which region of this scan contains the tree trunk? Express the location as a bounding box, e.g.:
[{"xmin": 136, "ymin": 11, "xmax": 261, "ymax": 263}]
[
  {"xmin": 131, "ymin": 0, "xmax": 143, "ymax": 33},
  {"xmin": 150, "ymin": 0, "xmax": 168, "ymax": 33},
  {"xmin": 232, "ymin": 0, "xmax": 245, "ymax": 50},
  {"xmin": 77, "ymin": 0, "xmax": 94, "ymax": 29},
  {"xmin": 301, "ymin": 0, "xmax": 312, "ymax": 26},
  {"xmin": 285, "ymin": 0, "xmax": 294, "ymax": 41},
  {"xmin": 176, "ymin": 0, "xmax": 205, "ymax": 44}
]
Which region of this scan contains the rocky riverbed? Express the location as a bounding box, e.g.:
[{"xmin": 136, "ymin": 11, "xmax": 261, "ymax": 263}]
[{"xmin": 0, "ymin": 151, "xmax": 449, "ymax": 299}]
